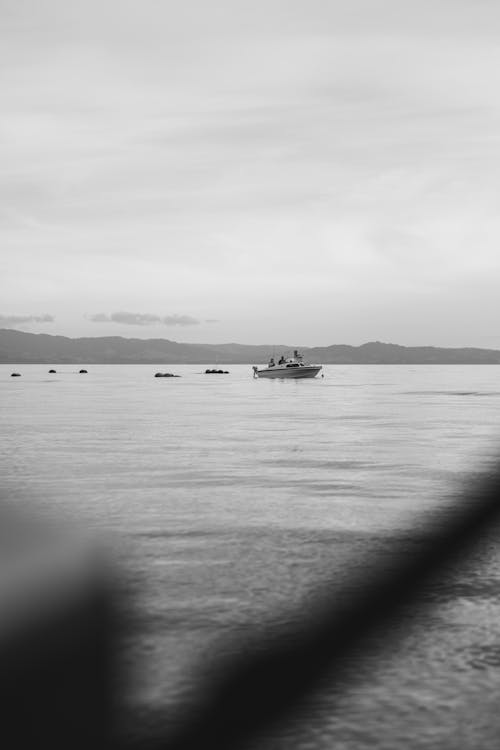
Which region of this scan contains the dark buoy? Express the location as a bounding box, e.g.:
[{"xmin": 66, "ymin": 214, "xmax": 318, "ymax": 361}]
[
  {"xmin": 79, "ymin": 369, "xmax": 88, "ymax": 374},
  {"xmin": 49, "ymin": 369, "xmax": 56, "ymax": 374},
  {"xmin": 11, "ymin": 372, "xmax": 21, "ymax": 377}
]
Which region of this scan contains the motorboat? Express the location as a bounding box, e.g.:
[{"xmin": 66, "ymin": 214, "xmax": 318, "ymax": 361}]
[{"xmin": 252, "ymin": 350, "xmax": 322, "ymax": 379}]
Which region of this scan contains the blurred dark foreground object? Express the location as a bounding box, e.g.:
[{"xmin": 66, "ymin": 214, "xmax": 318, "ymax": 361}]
[
  {"xmin": 2, "ymin": 464, "xmax": 500, "ymax": 749},
  {"xmin": 0, "ymin": 511, "xmax": 119, "ymax": 749}
]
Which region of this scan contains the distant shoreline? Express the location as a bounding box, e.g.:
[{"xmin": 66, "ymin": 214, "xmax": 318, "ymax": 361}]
[
  {"xmin": 2, "ymin": 329, "xmax": 500, "ymax": 365},
  {"xmin": 4, "ymin": 361, "xmax": 500, "ymax": 366}
]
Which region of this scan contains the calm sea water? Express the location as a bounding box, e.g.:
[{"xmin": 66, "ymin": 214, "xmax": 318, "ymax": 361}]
[{"xmin": 2, "ymin": 363, "xmax": 500, "ymax": 748}]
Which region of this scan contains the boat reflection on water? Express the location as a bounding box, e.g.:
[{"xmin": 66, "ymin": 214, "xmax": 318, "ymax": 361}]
[{"xmin": 252, "ymin": 350, "xmax": 322, "ymax": 379}]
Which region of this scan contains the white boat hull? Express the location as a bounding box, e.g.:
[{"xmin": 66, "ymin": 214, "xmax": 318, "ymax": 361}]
[{"xmin": 254, "ymin": 365, "xmax": 322, "ymax": 379}]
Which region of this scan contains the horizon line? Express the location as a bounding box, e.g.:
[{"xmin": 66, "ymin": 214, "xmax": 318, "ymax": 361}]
[{"xmin": 1, "ymin": 328, "xmax": 500, "ymax": 352}]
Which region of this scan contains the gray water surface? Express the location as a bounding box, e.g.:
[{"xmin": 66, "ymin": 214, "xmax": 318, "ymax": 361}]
[{"xmin": 2, "ymin": 364, "xmax": 500, "ymax": 748}]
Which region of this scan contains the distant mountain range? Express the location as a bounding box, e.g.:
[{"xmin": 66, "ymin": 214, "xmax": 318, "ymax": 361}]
[{"xmin": 2, "ymin": 328, "xmax": 500, "ymax": 365}]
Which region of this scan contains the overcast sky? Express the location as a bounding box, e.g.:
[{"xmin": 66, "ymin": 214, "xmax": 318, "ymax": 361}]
[{"xmin": 2, "ymin": 0, "xmax": 500, "ymax": 346}]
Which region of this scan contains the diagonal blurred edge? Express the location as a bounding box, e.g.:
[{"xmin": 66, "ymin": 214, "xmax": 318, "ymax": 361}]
[{"xmin": 127, "ymin": 464, "xmax": 500, "ymax": 750}]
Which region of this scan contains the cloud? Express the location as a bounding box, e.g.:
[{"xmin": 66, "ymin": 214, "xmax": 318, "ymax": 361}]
[
  {"xmin": 87, "ymin": 313, "xmax": 112, "ymax": 323},
  {"xmin": 161, "ymin": 314, "xmax": 200, "ymax": 326},
  {"xmin": 96, "ymin": 311, "xmax": 161, "ymax": 326},
  {"xmin": 88, "ymin": 311, "xmax": 200, "ymax": 326},
  {"xmin": 0, "ymin": 314, "xmax": 54, "ymax": 327}
]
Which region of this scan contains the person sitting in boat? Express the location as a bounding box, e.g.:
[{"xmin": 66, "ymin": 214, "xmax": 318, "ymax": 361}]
[
  {"xmin": 278, "ymin": 355, "xmax": 286, "ymax": 365},
  {"xmin": 268, "ymin": 357, "xmax": 275, "ymax": 367}
]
